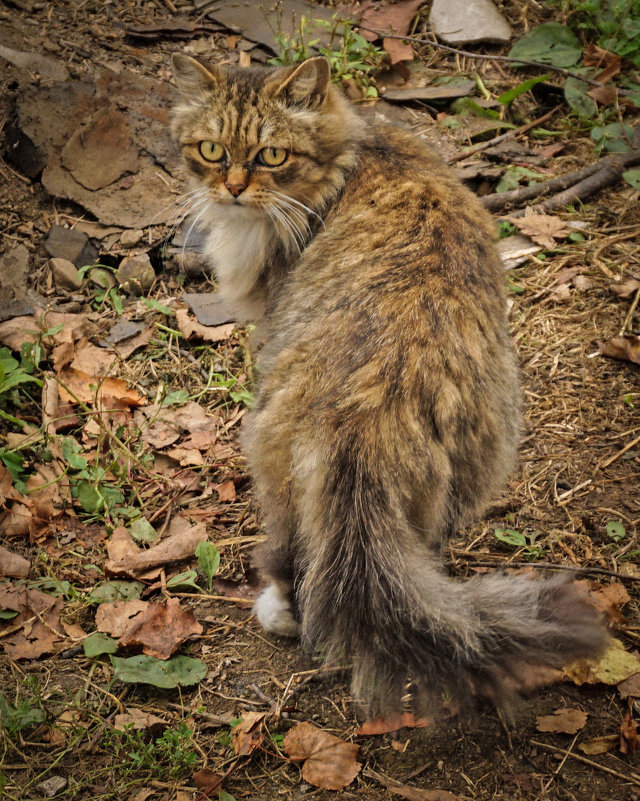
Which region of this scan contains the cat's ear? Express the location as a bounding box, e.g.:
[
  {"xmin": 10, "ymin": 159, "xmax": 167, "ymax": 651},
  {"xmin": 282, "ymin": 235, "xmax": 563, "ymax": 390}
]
[
  {"xmin": 171, "ymin": 53, "xmax": 221, "ymax": 95},
  {"xmin": 267, "ymin": 57, "xmax": 330, "ymax": 108}
]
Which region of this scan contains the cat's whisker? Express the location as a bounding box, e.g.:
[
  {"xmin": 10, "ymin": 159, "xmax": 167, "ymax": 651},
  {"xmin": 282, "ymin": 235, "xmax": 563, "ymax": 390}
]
[
  {"xmin": 144, "ymin": 187, "xmax": 207, "ymax": 229},
  {"xmin": 267, "ymin": 205, "xmax": 303, "ymax": 254},
  {"xmin": 271, "ymin": 197, "xmax": 313, "ymax": 239},
  {"xmin": 273, "ymin": 202, "xmax": 310, "ymax": 251},
  {"xmin": 181, "ymin": 203, "xmax": 210, "ymax": 267},
  {"xmin": 267, "ymin": 189, "xmax": 325, "ymax": 229}
]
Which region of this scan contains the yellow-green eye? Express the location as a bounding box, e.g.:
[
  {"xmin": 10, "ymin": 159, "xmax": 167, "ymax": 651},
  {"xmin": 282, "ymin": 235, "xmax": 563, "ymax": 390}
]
[
  {"xmin": 258, "ymin": 147, "xmax": 287, "ymax": 167},
  {"xmin": 199, "ymin": 141, "xmax": 225, "ymax": 162}
]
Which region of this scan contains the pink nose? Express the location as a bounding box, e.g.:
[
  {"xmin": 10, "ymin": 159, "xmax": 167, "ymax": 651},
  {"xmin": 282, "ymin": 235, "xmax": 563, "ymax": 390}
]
[{"xmin": 226, "ymin": 182, "xmax": 247, "ymax": 197}]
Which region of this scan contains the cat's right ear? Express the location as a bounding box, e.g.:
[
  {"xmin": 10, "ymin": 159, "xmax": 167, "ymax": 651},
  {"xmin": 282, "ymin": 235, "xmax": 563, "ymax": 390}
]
[
  {"xmin": 267, "ymin": 57, "xmax": 330, "ymax": 108},
  {"xmin": 171, "ymin": 53, "xmax": 220, "ymax": 95}
]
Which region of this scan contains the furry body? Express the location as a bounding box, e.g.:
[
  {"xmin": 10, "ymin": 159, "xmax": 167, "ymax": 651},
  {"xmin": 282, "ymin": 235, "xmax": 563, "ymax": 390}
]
[{"xmin": 172, "ymin": 55, "xmax": 604, "ymax": 714}]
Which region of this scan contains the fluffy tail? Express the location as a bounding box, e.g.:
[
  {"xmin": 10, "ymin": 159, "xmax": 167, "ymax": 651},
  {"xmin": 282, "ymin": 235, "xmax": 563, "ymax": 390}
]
[{"xmin": 298, "ymin": 457, "xmax": 605, "ymax": 715}]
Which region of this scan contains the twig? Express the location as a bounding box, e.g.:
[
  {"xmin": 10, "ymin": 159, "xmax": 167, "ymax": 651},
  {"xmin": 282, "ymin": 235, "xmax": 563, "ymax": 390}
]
[
  {"xmin": 599, "ymin": 431, "xmax": 640, "ymax": 469},
  {"xmin": 357, "ymin": 26, "xmax": 634, "ymax": 94},
  {"xmin": 619, "ymin": 285, "xmax": 640, "ymax": 336},
  {"xmin": 543, "ymin": 731, "xmax": 580, "ymax": 791},
  {"xmin": 483, "ymin": 162, "xmax": 602, "ymax": 211},
  {"xmin": 530, "ymin": 739, "xmax": 640, "ymax": 789},
  {"xmin": 489, "ymin": 150, "xmax": 640, "ymax": 217},
  {"xmin": 449, "ymin": 556, "xmax": 640, "ymax": 582},
  {"xmin": 446, "ymin": 106, "xmax": 560, "ymax": 164}
]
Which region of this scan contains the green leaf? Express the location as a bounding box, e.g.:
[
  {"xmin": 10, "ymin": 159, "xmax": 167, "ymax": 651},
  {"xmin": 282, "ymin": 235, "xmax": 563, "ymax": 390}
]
[
  {"xmin": 494, "ymin": 527, "xmax": 527, "ymax": 547},
  {"xmin": 142, "ymin": 297, "xmax": 173, "ymax": 316},
  {"xmin": 28, "ymin": 579, "xmax": 72, "ymax": 598},
  {"xmin": 62, "ymin": 437, "xmax": 88, "ymax": 470},
  {"xmin": 0, "ymin": 608, "xmax": 19, "ymax": 620},
  {"xmin": 623, "ymin": 169, "xmax": 640, "ymax": 190},
  {"xmin": 591, "ymin": 122, "xmax": 635, "ymax": 153},
  {"xmin": 497, "ymin": 74, "xmax": 550, "ymax": 105},
  {"xmin": 83, "ymin": 631, "xmax": 119, "ymax": 657},
  {"xmin": 163, "ymin": 389, "xmax": 190, "ymax": 406},
  {"xmin": 166, "ymin": 570, "xmax": 200, "ymax": 591},
  {"xmin": 563, "ymin": 75, "xmax": 597, "ymax": 118},
  {"xmin": 509, "ymin": 23, "xmax": 582, "ymax": 67},
  {"xmin": 110, "ymin": 654, "xmax": 208, "ymax": 688},
  {"xmin": 87, "ymin": 580, "xmax": 145, "ymax": 603},
  {"xmin": 128, "ymin": 517, "xmax": 159, "ymax": 544},
  {"xmin": 606, "ymin": 520, "xmax": 626, "ymax": 542},
  {"xmin": 196, "ymin": 541, "xmax": 220, "ymax": 592},
  {"xmin": 218, "ymin": 792, "xmax": 237, "ymax": 801}
]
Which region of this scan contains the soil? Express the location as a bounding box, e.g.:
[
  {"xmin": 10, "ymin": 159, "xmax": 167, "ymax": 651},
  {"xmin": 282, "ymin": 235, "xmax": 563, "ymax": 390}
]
[{"xmin": 1, "ymin": 2, "xmax": 640, "ymax": 801}]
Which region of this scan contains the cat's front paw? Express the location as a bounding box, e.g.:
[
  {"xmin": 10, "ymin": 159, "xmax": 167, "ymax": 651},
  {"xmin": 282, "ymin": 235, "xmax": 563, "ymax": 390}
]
[{"xmin": 254, "ymin": 584, "xmax": 300, "ymax": 638}]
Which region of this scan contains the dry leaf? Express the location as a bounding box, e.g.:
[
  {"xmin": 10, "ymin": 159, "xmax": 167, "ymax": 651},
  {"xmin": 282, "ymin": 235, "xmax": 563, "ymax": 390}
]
[
  {"xmin": 118, "ymin": 597, "xmax": 203, "ymax": 660},
  {"xmin": 610, "ymin": 279, "xmax": 640, "ymax": 299},
  {"xmin": 114, "ymin": 707, "xmax": 167, "ymax": 733},
  {"xmin": 0, "ymin": 545, "xmax": 30, "ymax": 578},
  {"xmin": 620, "ymin": 705, "xmax": 638, "ymax": 755},
  {"xmin": 536, "ymin": 707, "xmax": 587, "ymax": 734},
  {"xmin": 597, "ymin": 335, "xmax": 640, "ymax": 365},
  {"xmin": 27, "ymin": 462, "xmax": 71, "ymax": 524},
  {"xmin": 95, "ymin": 600, "xmax": 148, "ymax": 637},
  {"xmin": 193, "ymin": 768, "xmax": 224, "ymax": 796},
  {"xmin": 356, "ymin": 712, "xmax": 431, "ymax": 735},
  {"xmin": 215, "ymin": 480, "xmax": 236, "ymax": 502},
  {"xmin": 565, "ymin": 637, "xmax": 640, "ymax": 686},
  {"xmin": 0, "ymin": 310, "xmax": 92, "ymax": 352},
  {"xmin": 0, "ymin": 585, "xmax": 65, "ymax": 660},
  {"xmin": 175, "ymin": 308, "xmax": 235, "ymax": 342},
  {"xmin": 71, "ymin": 339, "xmax": 119, "ymax": 376},
  {"xmin": 361, "ymin": 0, "xmax": 424, "ymax": 45},
  {"xmin": 505, "ymin": 214, "xmax": 571, "ymax": 249},
  {"xmin": 577, "ymin": 579, "xmax": 630, "ymax": 624},
  {"xmin": 383, "ymin": 37, "xmax": 414, "ymax": 65},
  {"xmin": 284, "ymin": 721, "xmax": 361, "ymax": 790},
  {"xmin": 165, "ymin": 446, "xmax": 205, "ymax": 466},
  {"xmin": 58, "ymin": 366, "xmax": 146, "ymax": 408},
  {"xmin": 617, "ymin": 672, "xmax": 640, "ymax": 699},
  {"xmin": 232, "ymin": 711, "xmax": 267, "ymax": 756},
  {"xmin": 577, "ymin": 734, "xmax": 618, "ymax": 755}
]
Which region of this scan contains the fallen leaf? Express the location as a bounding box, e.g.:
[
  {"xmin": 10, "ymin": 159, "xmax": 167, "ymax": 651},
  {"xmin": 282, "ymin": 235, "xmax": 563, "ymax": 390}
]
[
  {"xmin": 0, "ymin": 545, "xmax": 30, "ymax": 578},
  {"xmin": 114, "ymin": 707, "xmax": 167, "ymax": 733},
  {"xmin": 577, "ymin": 734, "xmax": 618, "ymax": 755},
  {"xmin": 356, "ymin": 712, "xmax": 431, "ymax": 735},
  {"xmin": 505, "ymin": 214, "xmax": 571, "ymax": 249},
  {"xmin": 232, "ymin": 711, "xmax": 267, "ymax": 756},
  {"xmin": 565, "ymin": 637, "xmax": 640, "ymax": 686},
  {"xmin": 175, "ymin": 309, "xmax": 235, "ymax": 343},
  {"xmin": 215, "ymin": 480, "xmax": 236, "ymax": 502},
  {"xmin": 58, "ymin": 367, "xmax": 146, "ymax": 408},
  {"xmin": 0, "ymin": 585, "xmax": 65, "ymax": 660},
  {"xmin": 383, "ymin": 37, "xmax": 414, "ymax": 66},
  {"xmin": 597, "ymin": 335, "xmax": 640, "ymax": 365},
  {"xmin": 193, "ymin": 768, "xmax": 224, "ymax": 796},
  {"xmin": 577, "ymin": 579, "xmax": 630, "ymax": 624},
  {"xmin": 95, "ymin": 600, "xmax": 148, "ymax": 638},
  {"xmin": 360, "ymin": 0, "xmax": 424, "ymax": 44},
  {"xmin": 548, "ymin": 283, "xmax": 572, "ymax": 303},
  {"xmin": 110, "ymin": 653, "xmax": 207, "ymax": 688},
  {"xmin": 617, "ymin": 672, "xmax": 640, "ymax": 699},
  {"xmin": 106, "ymin": 527, "xmax": 143, "ymax": 563},
  {"xmin": 284, "ymin": 721, "xmax": 361, "ymax": 790},
  {"xmin": 536, "ymin": 707, "xmax": 588, "ymax": 734},
  {"xmin": 610, "ymin": 279, "xmax": 640, "ymax": 299},
  {"xmin": 620, "ymin": 705, "xmax": 638, "ymax": 755},
  {"xmin": 118, "ymin": 597, "xmax": 203, "ymax": 660},
  {"xmin": 0, "ymin": 310, "xmax": 92, "ymax": 352},
  {"xmin": 165, "ymin": 446, "xmax": 205, "ymax": 466}
]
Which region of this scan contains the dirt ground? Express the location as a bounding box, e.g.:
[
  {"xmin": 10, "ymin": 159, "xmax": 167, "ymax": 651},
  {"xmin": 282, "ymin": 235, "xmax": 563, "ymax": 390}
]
[{"xmin": 1, "ymin": 1, "xmax": 640, "ymax": 800}]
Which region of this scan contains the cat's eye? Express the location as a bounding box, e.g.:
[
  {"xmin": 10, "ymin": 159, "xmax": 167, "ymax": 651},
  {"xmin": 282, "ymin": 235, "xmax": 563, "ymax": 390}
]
[
  {"xmin": 258, "ymin": 147, "xmax": 288, "ymax": 167},
  {"xmin": 199, "ymin": 141, "xmax": 225, "ymax": 162}
]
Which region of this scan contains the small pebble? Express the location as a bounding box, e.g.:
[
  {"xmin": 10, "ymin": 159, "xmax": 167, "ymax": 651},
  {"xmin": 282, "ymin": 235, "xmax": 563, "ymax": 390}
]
[
  {"xmin": 117, "ymin": 253, "xmax": 155, "ymax": 295},
  {"xmin": 119, "ymin": 228, "xmax": 144, "ymax": 247},
  {"xmin": 48, "ymin": 257, "xmax": 82, "ymax": 290}
]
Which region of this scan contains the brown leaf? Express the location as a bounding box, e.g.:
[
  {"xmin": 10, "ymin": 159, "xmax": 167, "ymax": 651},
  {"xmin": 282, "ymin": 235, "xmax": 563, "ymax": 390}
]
[
  {"xmin": 193, "ymin": 768, "xmax": 224, "ymax": 796},
  {"xmin": 0, "ymin": 545, "xmax": 30, "ymax": 578},
  {"xmin": 577, "ymin": 579, "xmax": 630, "ymax": 624},
  {"xmin": 104, "ymin": 517, "xmax": 208, "ymax": 576},
  {"xmin": 587, "ymin": 85, "xmax": 618, "ymax": 105},
  {"xmin": 58, "ymin": 366, "xmax": 146, "ymax": 408},
  {"xmin": 610, "ymin": 279, "xmax": 640, "ymax": 299},
  {"xmin": 0, "ymin": 585, "xmax": 65, "ymax": 659},
  {"xmin": 383, "ymin": 37, "xmax": 414, "ymax": 66},
  {"xmin": 215, "ymin": 480, "xmax": 236, "ymax": 502},
  {"xmin": 118, "ymin": 597, "xmax": 203, "ymax": 660},
  {"xmin": 175, "ymin": 308, "xmax": 235, "ymax": 342},
  {"xmin": 0, "ymin": 310, "xmax": 92, "ymax": 353},
  {"xmin": 114, "ymin": 707, "xmax": 167, "ymax": 733},
  {"xmin": 95, "ymin": 600, "xmax": 148, "ymax": 637},
  {"xmin": 565, "ymin": 637, "xmax": 640, "ymax": 686},
  {"xmin": 356, "ymin": 712, "xmax": 431, "ymax": 735},
  {"xmin": 71, "ymin": 339, "xmax": 119, "ymax": 376},
  {"xmin": 106, "ymin": 527, "xmax": 141, "ymax": 563},
  {"xmin": 536, "ymin": 708, "xmax": 588, "ymax": 734},
  {"xmin": 165, "ymin": 446, "xmax": 205, "ymax": 466},
  {"xmin": 505, "ymin": 214, "xmax": 571, "ymax": 249},
  {"xmin": 620, "ymin": 705, "xmax": 638, "ymax": 755},
  {"xmin": 597, "ymin": 335, "xmax": 640, "ymax": 365},
  {"xmin": 578, "ymin": 734, "xmax": 618, "ymax": 755},
  {"xmin": 617, "ymin": 672, "xmax": 640, "ymax": 699},
  {"xmin": 360, "ymin": 0, "xmax": 425, "ymax": 42},
  {"xmin": 232, "ymin": 711, "xmax": 267, "ymax": 756},
  {"xmin": 284, "ymin": 721, "xmax": 361, "ymax": 790}
]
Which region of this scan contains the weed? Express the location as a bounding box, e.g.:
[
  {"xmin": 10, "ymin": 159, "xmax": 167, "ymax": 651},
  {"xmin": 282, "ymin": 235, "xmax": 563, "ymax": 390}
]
[
  {"xmin": 102, "ymin": 721, "xmax": 198, "ymax": 779},
  {"xmin": 494, "ymin": 527, "xmax": 545, "ymax": 559},
  {"xmin": 550, "ymin": 0, "xmax": 640, "ymax": 65},
  {"xmin": 78, "ymin": 264, "xmax": 124, "ymax": 314},
  {"xmin": 0, "ymin": 676, "xmax": 47, "ymax": 736},
  {"xmin": 0, "ymin": 345, "xmax": 43, "ymax": 427},
  {"xmin": 196, "ymin": 540, "xmax": 220, "ymax": 592}
]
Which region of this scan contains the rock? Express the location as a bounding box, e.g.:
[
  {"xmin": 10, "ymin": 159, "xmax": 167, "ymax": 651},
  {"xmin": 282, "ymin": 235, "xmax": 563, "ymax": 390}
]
[
  {"xmin": 0, "ymin": 43, "xmax": 69, "ymax": 82},
  {"xmin": 3, "ymin": 123, "xmax": 47, "ymax": 178},
  {"xmin": 117, "ymin": 253, "xmax": 155, "ymax": 295},
  {"xmin": 429, "ymin": 0, "xmax": 512, "ymax": 46},
  {"xmin": 0, "ymin": 244, "xmax": 30, "ymax": 295},
  {"xmin": 48, "ymin": 258, "xmax": 82, "ymax": 290},
  {"xmin": 45, "ymin": 225, "xmax": 99, "ymax": 268},
  {"xmin": 36, "ymin": 775, "xmax": 67, "ymax": 798},
  {"xmin": 183, "ymin": 292, "xmax": 236, "ymax": 326},
  {"xmin": 120, "ymin": 229, "xmax": 144, "ymax": 247}
]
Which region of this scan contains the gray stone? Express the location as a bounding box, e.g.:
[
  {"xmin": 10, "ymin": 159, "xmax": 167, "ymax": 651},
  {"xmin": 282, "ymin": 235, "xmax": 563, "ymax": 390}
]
[
  {"xmin": 48, "ymin": 257, "xmax": 82, "ymax": 290},
  {"xmin": 120, "ymin": 228, "xmax": 144, "ymax": 247},
  {"xmin": 183, "ymin": 292, "xmax": 236, "ymax": 326},
  {"xmin": 117, "ymin": 253, "xmax": 155, "ymax": 295},
  {"xmin": 0, "ymin": 244, "xmax": 30, "ymax": 295},
  {"xmin": 430, "ymin": 0, "xmax": 512, "ymax": 46},
  {"xmin": 0, "ymin": 43, "xmax": 69, "ymax": 82},
  {"xmin": 45, "ymin": 225, "xmax": 99, "ymax": 268}
]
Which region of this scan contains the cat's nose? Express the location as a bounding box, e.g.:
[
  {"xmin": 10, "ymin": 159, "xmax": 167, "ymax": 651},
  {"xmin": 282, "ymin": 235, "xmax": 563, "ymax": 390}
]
[{"xmin": 225, "ymin": 181, "xmax": 247, "ymax": 197}]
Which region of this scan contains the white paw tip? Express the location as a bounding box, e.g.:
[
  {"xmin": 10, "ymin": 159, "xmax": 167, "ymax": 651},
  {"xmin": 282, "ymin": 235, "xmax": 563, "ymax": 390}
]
[{"xmin": 254, "ymin": 584, "xmax": 300, "ymax": 638}]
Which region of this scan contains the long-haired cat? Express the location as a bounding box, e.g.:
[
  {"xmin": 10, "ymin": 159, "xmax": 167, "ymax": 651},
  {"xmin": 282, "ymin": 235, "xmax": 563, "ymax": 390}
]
[{"xmin": 171, "ymin": 54, "xmax": 605, "ymax": 715}]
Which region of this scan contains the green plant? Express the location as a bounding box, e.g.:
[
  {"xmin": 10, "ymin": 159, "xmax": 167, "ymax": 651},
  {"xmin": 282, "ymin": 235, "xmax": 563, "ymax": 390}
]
[
  {"xmin": 269, "ymin": 14, "xmax": 387, "ymax": 97},
  {"xmin": 61, "ymin": 436, "xmax": 125, "ymax": 518},
  {"xmin": 554, "ymin": 0, "xmax": 640, "ymax": 64},
  {"xmin": 0, "ymin": 676, "xmax": 47, "ymax": 735},
  {"xmin": 196, "ymin": 540, "xmax": 220, "ymax": 592},
  {"xmin": 0, "ymin": 346, "xmax": 42, "ymax": 425},
  {"xmin": 78, "ymin": 265, "xmax": 124, "ymax": 314},
  {"xmin": 103, "ymin": 722, "xmax": 198, "ymax": 779},
  {"xmin": 494, "ymin": 527, "xmax": 545, "ymax": 558}
]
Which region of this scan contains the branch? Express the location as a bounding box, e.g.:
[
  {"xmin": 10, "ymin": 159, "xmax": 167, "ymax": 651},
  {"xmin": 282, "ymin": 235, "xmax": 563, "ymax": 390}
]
[{"xmin": 358, "ymin": 25, "xmax": 633, "ymax": 95}]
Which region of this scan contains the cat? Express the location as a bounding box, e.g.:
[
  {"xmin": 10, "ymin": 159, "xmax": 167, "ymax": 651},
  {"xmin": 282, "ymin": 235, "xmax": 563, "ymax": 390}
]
[{"xmin": 171, "ymin": 53, "xmax": 605, "ymax": 715}]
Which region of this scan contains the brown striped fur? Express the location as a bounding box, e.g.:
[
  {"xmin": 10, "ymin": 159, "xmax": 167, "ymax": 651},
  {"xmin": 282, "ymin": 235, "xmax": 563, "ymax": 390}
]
[{"xmin": 171, "ymin": 55, "xmax": 605, "ymax": 715}]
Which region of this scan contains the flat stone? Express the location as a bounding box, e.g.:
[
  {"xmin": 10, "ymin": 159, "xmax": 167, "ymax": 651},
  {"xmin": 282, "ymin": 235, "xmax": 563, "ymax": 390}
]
[
  {"xmin": 0, "ymin": 244, "xmax": 30, "ymax": 296},
  {"xmin": 120, "ymin": 229, "xmax": 144, "ymax": 247},
  {"xmin": 3, "ymin": 123, "xmax": 47, "ymax": 178},
  {"xmin": 0, "ymin": 43, "xmax": 69, "ymax": 82},
  {"xmin": 183, "ymin": 292, "xmax": 236, "ymax": 326},
  {"xmin": 45, "ymin": 225, "xmax": 98, "ymax": 268},
  {"xmin": 48, "ymin": 257, "xmax": 82, "ymax": 290},
  {"xmin": 116, "ymin": 253, "xmax": 155, "ymax": 295},
  {"xmin": 429, "ymin": 0, "xmax": 512, "ymax": 46},
  {"xmin": 383, "ymin": 80, "xmax": 476, "ymax": 102}
]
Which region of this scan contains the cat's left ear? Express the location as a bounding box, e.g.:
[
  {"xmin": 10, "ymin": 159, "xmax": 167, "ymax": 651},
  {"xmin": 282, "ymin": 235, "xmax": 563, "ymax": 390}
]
[
  {"xmin": 171, "ymin": 53, "xmax": 221, "ymax": 95},
  {"xmin": 268, "ymin": 57, "xmax": 330, "ymax": 108}
]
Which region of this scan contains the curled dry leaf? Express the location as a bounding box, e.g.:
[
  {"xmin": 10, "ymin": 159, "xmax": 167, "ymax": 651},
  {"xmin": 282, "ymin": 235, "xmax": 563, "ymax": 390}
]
[
  {"xmin": 58, "ymin": 367, "xmax": 146, "ymax": 409},
  {"xmin": 284, "ymin": 721, "xmax": 361, "ymax": 791},
  {"xmin": 0, "ymin": 585, "xmax": 64, "ymax": 660},
  {"xmin": 175, "ymin": 308, "xmax": 235, "ymax": 343},
  {"xmin": 597, "ymin": 335, "xmax": 640, "ymax": 366},
  {"xmin": 0, "ymin": 310, "xmax": 93, "ymax": 352},
  {"xmin": 232, "ymin": 711, "xmax": 267, "ymax": 756},
  {"xmin": 118, "ymin": 597, "xmax": 203, "ymax": 660},
  {"xmin": 577, "ymin": 579, "xmax": 630, "ymax": 624},
  {"xmin": 0, "ymin": 545, "xmax": 30, "ymax": 578},
  {"xmin": 504, "ymin": 214, "xmax": 571, "ymax": 249},
  {"xmin": 536, "ymin": 707, "xmax": 588, "ymax": 734},
  {"xmin": 215, "ymin": 480, "xmax": 236, "ymax": 502},
  {"xmin": 578, "ymin": 734, "xmax": 618, "ymax": 755},
  {"xmin": 610, "ymin": 279, "xmax": 640, "ymax": 299},
  {"xmin": 617, "ymin": 672, "xmax": 640, "ymax": 699},
  {"xmin": 620, "ymin": 705, "xmax": 638, "ymax": 756},
  {"xmin": 356, "ymin": 712, "xmax": 431, "ymax": 736},
  {"xmin": 95, "ymin": 599, "xmax": 148, "ymax": 638},
  {"xmin": 114, "ymin": 707, "xmax": 167, "ymax": 733},
  {"xmin": 565, "ymin": 637, "xmax": 640, "ymax": 686}
]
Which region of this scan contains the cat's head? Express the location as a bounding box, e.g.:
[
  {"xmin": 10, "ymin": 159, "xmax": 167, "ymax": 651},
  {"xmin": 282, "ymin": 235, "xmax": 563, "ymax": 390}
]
[{"xmin": 171, "ymin": 54, "xmax": 363, "ymax": 241}]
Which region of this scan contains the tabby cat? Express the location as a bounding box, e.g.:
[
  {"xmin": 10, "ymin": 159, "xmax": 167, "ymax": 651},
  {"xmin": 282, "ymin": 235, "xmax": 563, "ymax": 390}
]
[{"xmin": 171, "ymin": 54, "xmax": 604, "ymax": 715}]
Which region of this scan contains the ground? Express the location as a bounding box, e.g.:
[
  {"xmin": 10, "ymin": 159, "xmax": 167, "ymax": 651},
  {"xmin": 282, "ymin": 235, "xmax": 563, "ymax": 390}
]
[{"xmin": 1, "ymin": 2, "xmax": 640, "ymax": 801}]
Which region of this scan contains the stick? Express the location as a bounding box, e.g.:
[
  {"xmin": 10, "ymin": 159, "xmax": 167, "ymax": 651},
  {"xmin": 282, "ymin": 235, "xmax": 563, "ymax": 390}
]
[
  {"xmin": 530, "ymin": 739, "xmax": 640, "ymax": 789},
  {"xmin": 600, "ymin": 431, "xmax": 640, "ymax": 469},
  {"xmin": 446, "ymin": 106, "xmax": 560, "ymax": 164},
  {"xmin": 449, "ymin": 556, "xmax": 640, "ymax": 582}
]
